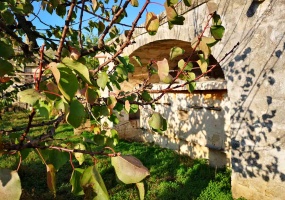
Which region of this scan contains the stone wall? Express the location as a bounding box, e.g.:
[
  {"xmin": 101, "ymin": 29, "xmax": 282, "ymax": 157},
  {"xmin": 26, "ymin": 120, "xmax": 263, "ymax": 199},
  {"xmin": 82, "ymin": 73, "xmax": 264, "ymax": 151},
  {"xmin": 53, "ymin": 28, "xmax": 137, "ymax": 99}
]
[
  {"xmin": 101, "ymin": 0, "xmax": 285, "ymax": 199},
  {"xmin": 115, "ymin": 81, "xmax": 231, "ymax": 168}
]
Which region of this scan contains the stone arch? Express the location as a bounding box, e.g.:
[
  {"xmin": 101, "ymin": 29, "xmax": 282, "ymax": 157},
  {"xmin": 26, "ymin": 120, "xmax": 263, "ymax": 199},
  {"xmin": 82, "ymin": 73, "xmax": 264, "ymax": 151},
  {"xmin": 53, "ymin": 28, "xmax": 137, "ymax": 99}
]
[
  {"xmin": 118, "ymin": 37, "xmax": 231, "ymax": 168},
  {"xmin": 121, "ymin": 39, "xmax": 224, "ymax": 90}
]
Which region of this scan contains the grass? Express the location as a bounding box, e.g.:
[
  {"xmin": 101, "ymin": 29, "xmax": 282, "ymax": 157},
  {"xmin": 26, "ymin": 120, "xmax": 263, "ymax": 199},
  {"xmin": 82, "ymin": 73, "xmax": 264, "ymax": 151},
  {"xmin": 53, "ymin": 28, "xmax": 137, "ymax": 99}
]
[{"xmin": 0, "ymin": 111, "xmax": 234, "ymax": 200}]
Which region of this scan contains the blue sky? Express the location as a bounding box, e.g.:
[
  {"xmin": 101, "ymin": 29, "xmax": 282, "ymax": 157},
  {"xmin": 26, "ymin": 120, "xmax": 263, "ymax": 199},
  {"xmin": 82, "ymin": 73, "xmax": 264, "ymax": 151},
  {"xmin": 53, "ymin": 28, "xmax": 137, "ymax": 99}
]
[{"xmin": 29, "ymin": 1, "xmax": 166, "ymax": 45}]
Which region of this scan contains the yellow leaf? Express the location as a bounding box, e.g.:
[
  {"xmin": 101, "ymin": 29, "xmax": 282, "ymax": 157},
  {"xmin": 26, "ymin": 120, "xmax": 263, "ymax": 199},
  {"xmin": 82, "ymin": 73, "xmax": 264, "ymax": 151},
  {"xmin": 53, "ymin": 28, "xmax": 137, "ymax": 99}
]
[
  {"xmin": 125, "ymin": 100, "xmax": 130, "ymax": 113},
  {"xmin": 131, "ymin": 0, "xmax": 138, "ymax": 7},
  {"xmin": 46, "ymin": 164, "xmax": 56, "ymax": 197},
  {"xmin": 92, "ymin": 0, "xmax": 97, "ymax": 10},
  {"xmin": 145, "ymin": 12, "xmax": 159, "ymax": 35},
  {"xmin": 197, "ymin": 60, "xmax": 208, "ymax": 73}
]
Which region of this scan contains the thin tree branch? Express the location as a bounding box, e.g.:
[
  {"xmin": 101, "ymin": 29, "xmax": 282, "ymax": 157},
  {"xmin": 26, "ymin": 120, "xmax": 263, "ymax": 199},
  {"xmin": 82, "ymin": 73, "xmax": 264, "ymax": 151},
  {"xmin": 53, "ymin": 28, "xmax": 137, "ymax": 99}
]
[
  {"xmin": 78, "ymin": 0, "xmax": 85, "ymax": 49},
  {"xmin": 56, "ymin": 0, "xmax": 76, "ymax": 61},
  {"xmin": 1, "ymin": 113, "xmax": 65, "ymax": 135},
  {"xmin": 18, "ymin": 109, "xmax": 36, "ymax": 147},
  {"xmin": 97, "ymin": 0, "xmax": 130, "ymax": 49}
]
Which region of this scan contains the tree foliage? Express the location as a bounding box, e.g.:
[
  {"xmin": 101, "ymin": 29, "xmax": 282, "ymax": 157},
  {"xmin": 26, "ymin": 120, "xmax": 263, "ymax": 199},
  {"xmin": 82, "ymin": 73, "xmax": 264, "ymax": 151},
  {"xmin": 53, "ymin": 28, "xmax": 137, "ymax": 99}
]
[{"xmin": 0, "ymin": 0, "xmax": 230, "ymax": 199}]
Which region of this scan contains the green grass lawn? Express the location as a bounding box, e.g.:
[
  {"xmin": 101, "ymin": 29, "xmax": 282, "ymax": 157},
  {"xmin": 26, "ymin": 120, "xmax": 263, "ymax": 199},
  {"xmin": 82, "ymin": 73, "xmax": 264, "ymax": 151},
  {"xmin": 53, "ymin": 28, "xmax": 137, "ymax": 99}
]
[{"xmin": 0, "ymin": 111, "xmax": 233, "ymax": 200}]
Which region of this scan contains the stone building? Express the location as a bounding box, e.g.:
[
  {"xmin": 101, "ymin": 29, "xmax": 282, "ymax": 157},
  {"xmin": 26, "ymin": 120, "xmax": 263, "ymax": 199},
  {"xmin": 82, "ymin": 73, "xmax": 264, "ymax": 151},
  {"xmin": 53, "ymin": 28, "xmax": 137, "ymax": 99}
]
[{"xmin": 98, "ymin": 0, "xmax": 285, "ymax": 199}]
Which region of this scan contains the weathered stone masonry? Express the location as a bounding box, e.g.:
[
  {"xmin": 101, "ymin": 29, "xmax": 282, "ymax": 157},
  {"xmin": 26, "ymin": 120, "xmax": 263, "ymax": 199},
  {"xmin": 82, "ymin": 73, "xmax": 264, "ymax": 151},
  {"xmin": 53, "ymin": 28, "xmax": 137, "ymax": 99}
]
[{"xmin": 100, "ymin": 0, "xmax": 285, "ymax": 199}]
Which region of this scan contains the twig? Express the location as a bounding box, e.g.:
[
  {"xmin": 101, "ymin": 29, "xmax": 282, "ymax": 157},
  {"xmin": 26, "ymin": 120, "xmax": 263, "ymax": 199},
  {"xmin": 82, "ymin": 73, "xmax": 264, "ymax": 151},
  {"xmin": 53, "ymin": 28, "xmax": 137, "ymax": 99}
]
[
  {"xmin": 35, "ymin": 44, "xmax": 45, "ymax": 91},
  {"xmin": 56, "ymin": 0, "xmax": 76, "ymax": 61},
  {"xmin": 16, "ymin": 152, "xmax": 22, "ymax": 171},
  {"xmin": 78, "ymin": 0, "xmax": 85, "ymax": 49},
  {"xmin": 18, "ymin": 109, "xmax": 36, "ymax": 147},
  {"xmin": 36, "ymin": 148, "xmax": 48, "ymax": 165},
  {"xmin": 97, "ymin": 0, "xmax": 130, "ymax": 49},
  {"xmin": 69, "ymin": 152, "xmax": 75, "ymax": 170}
]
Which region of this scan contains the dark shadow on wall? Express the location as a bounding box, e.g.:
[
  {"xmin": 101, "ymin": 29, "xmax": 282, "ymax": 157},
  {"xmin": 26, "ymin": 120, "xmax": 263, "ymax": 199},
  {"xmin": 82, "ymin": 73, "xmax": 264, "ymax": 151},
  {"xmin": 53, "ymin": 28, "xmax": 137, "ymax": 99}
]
[
  {"xmin": 246, "ymin": 1, "xmax": 264, "ymax": 17},
  {"xmin": 224, "ymin": 36, "xmax": 285, "ymax": 182}
]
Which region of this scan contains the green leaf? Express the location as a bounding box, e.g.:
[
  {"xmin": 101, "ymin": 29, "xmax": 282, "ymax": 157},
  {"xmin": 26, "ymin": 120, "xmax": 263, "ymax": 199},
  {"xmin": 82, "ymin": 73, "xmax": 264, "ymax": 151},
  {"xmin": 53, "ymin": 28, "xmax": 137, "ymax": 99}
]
[
  {"xmin": 210, "ymin": 25, "xmax": 225, "ymax": 40},
  {"xmin": 141, "ymin": 91, "xmax": 152, "ymax": 102},
  {"xmin": 197, "ymin": 55, "xmax": 209, "ymax": 73},
  {"xmin": 201, "ymin": 37, "xmax": 219, "ymax": 47},
  {"xmin": 46, "ymin": 164, "xmax": 56, "ymax": 197},
  {"xmin": 57, "ymin": 66, "xmax": 79, "ymax": 101},
  {"xmin": 183, "ymin": 0, "xmax": 192, "ymax": 7},
  {"xmin": 145, "ymin": 12, "xmax": 159, "ymax": 35},
  {"xmin": 56, "ymin": 4, "xmax": 66, "ymax": 18},
  {"xmin": 36, "ymin": 100, "xmax": 51, "ymax": 119},
  {"xmin": 74, "ymin": 143, "xmax": 86, "ymax": 165},
  {"xmin": 0, "ymin": 58, "xmax": 13, "ymax": 76},
  {"xmin": 86, "ymin": 87, "xmax": 98, "ymax": 105},
  {"xmin": 178, "ymin": 59, "xmax": 193, "ymax": 71},
  {"xmin": 70, "ymin": 168, "xmax": 84, "ymax": 195},
  {"xmin": 170, "ymin": 47, "xmax": 185, "ymax": 60},
  {"xmin": 18, "ymin": 89, "xmax": 42, "ymax": 106},
  {"xmin": 44, "ymin": 81, "xmax": 60, "ymax": 100},
  {"xmin": 136, "ymin": 182, "xmax": 145, "ymax": 200},
  {"xmin": 97, "ymin": 72, "xmax": 109, "ymax": 89},
  {"xmin": 107, "ymin": 96, "xmax": 117, "ymax": 112},
  {"xmin": 0, "ymin": 169, "xmax": 22, "ymax": 200},
  {"xmin": 23, "ymin": 2, "xmax": 33, "ymax": 14},
  {"xmin": 116, "ymin": 65, "xmax": 128, "ymax": 81},
  {"xmin": 186, "ymin": 72, "xmax": 196, "ymax": 92},
  {"xmin": 130, "ymin": 104, "xmax": 139, "ymax": 114},
  {"xmin": 187, "ymin": 81, "xmax": 196, "ymax": 92},
  {"xmin": 1, "ymin": 10, "xmax": 15, "ymax": 25},
  {"xmin": 48, "ymin": 62, "xmax": 60, "ymax": 83},
  {"xmin": 109, "ymin": 26, "xmax": 118, "ymax": 39},
  {"xmin": 164, "ymin": 3, "xmax": 185, "ymax": 26},
  {"xmin": 81, "ymin": 166, "xmax": 109, "ymax": 200},
  {"xmin": 66, "ymin": 99, "xmax": 86, "ymax": 128},
  {"xmin": 148, "ymin": 112, "xmax": 167, "ymax": 133},
  {"xmin": 111, "ymin": 155, "xmax": 150, "ymax": 184},
  {"xmin": 198, "ymin": 40, "xmax": 211, "ymax": 59},
  {"xmin": 36, "ymin": 149, "xmax": 69, "ymax": 171},
  {"xmin": 132, "ymin": 56, "xmax": 142, "ymax": 67},
  {"xmin": 166, "ymin": 0, "xmax": 178, "ymax": 6},
  {"xmin": 130, "ymin": 0, "xmax": 139, "ymax": 7},
  {"xmin": 161, "ymin": 74, "xmax": 173, "ymax": 84},
  {"xmin": 20, "ymin": 148, "xmax": 32, "ymax": 161},
  {"xmin": 98, "ymin": 20, "xmax": 105, "ymax": 35},
  {"xmin": 212, "ymin": 13, "xmax": 222, "ymax": 25},
  {"xmin": 61, "ymin": 57, "xmax": 92, "ymax": 85},
  {"xmin": 148, "ymin": 112, "xmax": 164, "ymax": 130},
  {"xmin": 109, "ymin": 114, "xmax": 119, "ymax": 125},
  {"xmin": 92, "ymin": 105, "xmax": 110, "ymax": 117},
  {"xmin": 54, "ymin": 98, "xmax": 68, "ymax": 112}
]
